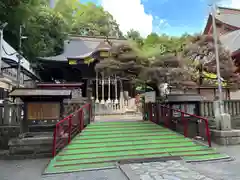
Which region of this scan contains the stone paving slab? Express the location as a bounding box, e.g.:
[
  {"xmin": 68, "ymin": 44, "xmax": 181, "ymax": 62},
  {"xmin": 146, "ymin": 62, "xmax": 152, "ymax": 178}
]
[
  {"xmin": 123, "ymin": 161, "xmax": 214, "ymax": 180},
  {"xmin": 0, "ymin": 158, "xmax": 128, "ymax": 180}
]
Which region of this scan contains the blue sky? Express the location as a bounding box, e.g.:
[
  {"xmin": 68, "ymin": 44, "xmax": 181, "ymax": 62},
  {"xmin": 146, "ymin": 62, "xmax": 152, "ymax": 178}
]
[
  {"xmin": 80, "ymin": 0, "xmax": 238, "ymax": 37},
  {"xmin": 147, "ymin": 0, "xmax": 209, "ymax": 35}
]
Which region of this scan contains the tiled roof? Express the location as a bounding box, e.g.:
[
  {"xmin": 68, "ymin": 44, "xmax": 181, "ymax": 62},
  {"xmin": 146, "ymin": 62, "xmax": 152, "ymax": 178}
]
[
  {"xmin": 210, "ymin": 7, "xmax": 240, "ymax": 55},
  {"xmin": 220, "ymin": 29, "xmax": 240, "ymax": 53},
  {"xmin": 39, "ymin": 36, "xmax": 128, "ymax": 61},
  {"xmin": 9, "ymin": 88, "xmax": 72, "ymax": 97},
  {"xmin": 215, "ymin": 13, "xmax": 240, "ymax": 28}
]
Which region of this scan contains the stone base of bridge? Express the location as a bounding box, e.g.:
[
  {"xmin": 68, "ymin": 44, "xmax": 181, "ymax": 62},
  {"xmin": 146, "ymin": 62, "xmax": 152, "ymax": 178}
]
[
  {"xmin": 211, "ymin": 129, "xmax": 240, "ymax": 145},
  {"xmin": 7, "ymin": 132, "xmax": 55, "ymax": 158}
]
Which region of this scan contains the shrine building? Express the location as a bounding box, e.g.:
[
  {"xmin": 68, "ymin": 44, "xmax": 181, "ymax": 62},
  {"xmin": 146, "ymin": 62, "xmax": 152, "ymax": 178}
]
[
  {"xmin": 203, "ymin": 6, "xmax": 240, "ymax": 71},
  {"xmin": 37, "ymin": 36, "xmax": 134, "ymax": 106}
]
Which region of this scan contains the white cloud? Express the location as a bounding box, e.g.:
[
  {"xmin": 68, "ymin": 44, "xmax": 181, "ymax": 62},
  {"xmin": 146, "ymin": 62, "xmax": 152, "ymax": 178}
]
[
  {"xmin": 230, "ymin": 0, "xmax": 240, "ymax": 8},
  {"xmin": 216, "ymin": 0, "xmax": 240, "ymax": 8},
  {"xmin": 100, "ymin": 0, "xmax": 153, "ymax": 37}
]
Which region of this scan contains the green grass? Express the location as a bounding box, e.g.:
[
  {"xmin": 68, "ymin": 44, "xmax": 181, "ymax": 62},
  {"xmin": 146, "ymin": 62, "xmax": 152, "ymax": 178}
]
[{"xmin": 44, "ymin": 121, "xmax": 231, "ymax": 174}]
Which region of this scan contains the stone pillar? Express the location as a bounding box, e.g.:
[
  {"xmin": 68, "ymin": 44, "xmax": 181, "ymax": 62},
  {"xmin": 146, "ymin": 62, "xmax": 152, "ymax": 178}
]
[
  {"xmin": 95, "ymin": 72, "xmax": 99, "ymax": 103},
  {"xmin": 114, "ymin": 75, "xmax": 118, "ymax": 104},
  {"xmin": 3, "ymin": 99, "xmax": 10, "ymax": 125},
  {"xmin": 106, "ymin": 76, "xmax": 111, "ymax": 103},
  {"xmin": 100, "ymin": 72, "xmax": 105, "ymax": 104},
  {"xmin": 214, "ymin": 100, "xmax": 231, "ymax": 130}
]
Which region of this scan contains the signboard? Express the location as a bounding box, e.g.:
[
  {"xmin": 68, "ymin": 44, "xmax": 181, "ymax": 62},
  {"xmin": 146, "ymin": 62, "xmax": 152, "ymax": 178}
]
[
  {"xmin": 145, "ymin": 91, "xmax": 156, "ymax": 103},
  {"xmin": 27, "ymin": 102, "xmax": 60, "ymax": 120}
]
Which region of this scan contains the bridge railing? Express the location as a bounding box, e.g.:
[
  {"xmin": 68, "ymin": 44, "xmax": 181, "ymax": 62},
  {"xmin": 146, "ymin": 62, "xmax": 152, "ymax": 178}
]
[
  {"xmin": 146, "ymin": 103, "xmax": 211, "ymax": 147},
  {"xmin": 52, "ymin": 103, "xmax": 93, "ymax": 157}
]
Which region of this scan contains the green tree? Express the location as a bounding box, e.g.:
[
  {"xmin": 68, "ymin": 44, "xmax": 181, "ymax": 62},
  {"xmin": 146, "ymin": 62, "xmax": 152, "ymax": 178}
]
[
  {"xmin": 126, "ymin": 29, "xmax": 141, "ymax": 40},
  {"xmin": 71, "ymin": 2, "xmax": 122, "ymax": 37},
  {"xmin": 144, "ymin": 33, "xmax": 159, "ymax": 45},
  {"xmin": 0, "ymin": 0, "xmax": 67, "ymax": 61},
  {"xmin": 0, "ymin": 0, "xmax": 123, "ymax": 62},
  {"xmin": 183, "ymin": 35, "xmax": 240, "ymax": 88},
  {"xmin": 95, "ymin": 44, "xmax": 145, "ymax": 79},
  {"xmin": 95, "ymin": 41, "xmax": 196, "ymax": 95},
  {"xmin": 54, "ymin": 0, "xmax": 81, "ymax": 32},
  {"xmin": 23, "ymin": 7, "xmax": 67, "ymax": 60},
  {"xmin": 139, "ymin": 54, "xmax": 196, "ymax": 92}
]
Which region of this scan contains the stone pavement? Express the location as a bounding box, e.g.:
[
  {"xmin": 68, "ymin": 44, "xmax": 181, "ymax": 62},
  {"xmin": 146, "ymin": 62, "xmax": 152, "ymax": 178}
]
[
  {"xmin": 122, "ymin": 161, "xmax": 214, "ymax": 180},
  {"xmin": 186, "ymin": 145, "xmax": 240, "ymax": 180},
  {"xmin": 1, "ymin": 143, "xmax": 240, "ymax": 180},
  {"xmin": 0, "ymin": 158, "xmax": 128, "ymax": 180}
]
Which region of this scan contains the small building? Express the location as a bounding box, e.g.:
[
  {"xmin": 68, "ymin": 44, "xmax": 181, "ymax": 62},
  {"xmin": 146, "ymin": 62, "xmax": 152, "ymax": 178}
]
[
  {"xmin": 9, "ymin": 88, "xmax": 72, "ymax": 133},
  {"xmin": 0, "ymin": 39, "xmax": 39, "ymax": 100},
  {"xmin": 202, "ymin": 6, "xmax": 240, "ymax": 99}
]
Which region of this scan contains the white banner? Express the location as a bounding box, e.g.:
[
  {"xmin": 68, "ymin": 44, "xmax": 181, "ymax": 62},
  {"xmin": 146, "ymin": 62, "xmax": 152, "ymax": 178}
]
[{"xmin": 145, "ymin": 91, "xmax": 156, "ymax": 103}]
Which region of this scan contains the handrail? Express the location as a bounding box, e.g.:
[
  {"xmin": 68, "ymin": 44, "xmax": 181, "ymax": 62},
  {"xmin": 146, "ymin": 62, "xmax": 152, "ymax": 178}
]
[
  {"xmin": 148, "ymin": 103, "xmax": 211, "ymax": 147},
  {"xmin": 52, "ymin": 103, "xmax": 92, "ymax": 157}
]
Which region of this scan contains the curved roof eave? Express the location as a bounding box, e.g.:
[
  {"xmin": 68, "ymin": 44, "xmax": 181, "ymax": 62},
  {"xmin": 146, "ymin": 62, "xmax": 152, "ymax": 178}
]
[
  {"xmin": 38, "ymin": 36, "xmax": 128, "ymax": 62},
  {"xmin": 67, "ymin": 47, "xmax": 111, "ymax": 59},
  {"xmin": 220, "ymin": 29, "xmax": 240, "ymax": 54},
  {"xmin": 39, "ymin": 47, "xmax": 111, "ymax": 61},
  {"xmin": 215, "ymin": 13, "xmax": 240, "ymax": 28},
  {"xmin": 38, "ymin": 55, "xmax": 67, "ymax": 62}
]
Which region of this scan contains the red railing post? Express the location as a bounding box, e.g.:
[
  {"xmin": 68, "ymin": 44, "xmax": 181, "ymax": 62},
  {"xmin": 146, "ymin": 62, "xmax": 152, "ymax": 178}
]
[
  {"xmin": 166, "ymin": 107, "xmax": 171, "ymax": 128},
  {"xmin": 79, "ymin": 109, "xmax": 83, "ymax": 131},
  {"xmin": 68, "ymin": 115, "xmax": 72, "ymax": 144},
  {"xmin": 81, "ymin": 109, "xmax": 84, "ymax": 130},
  {"xmin": 164, "ymin": 107, "xmax": 168, "ymax": 127},
  {"xmin": 204, "ymin": 119, "xmax": 212, "ymax": 147},
  {"xmin": 181, "ymin": 112, "xmax": 188, "ymax": 137},
  {"xmin": 156, "ymin": 103, "xmax": 159, "ymax": 124},
  {"xmin": 52, "ymin": 125, "xmax": 57, "ymax": 157},
  {"xmin": 52, "ymin": 103, "xmax": 92, "ymax": 157},
  {"xmin": 149, "ymin": 103, "xmax": 153, "ymax": 122},
  {"xmin": 157, "ymin": 104, "xmax": 212, "ymax": 147},
  {"xmin": 89, "ymin": 103, "xmax": 92, "ymax": 122}
]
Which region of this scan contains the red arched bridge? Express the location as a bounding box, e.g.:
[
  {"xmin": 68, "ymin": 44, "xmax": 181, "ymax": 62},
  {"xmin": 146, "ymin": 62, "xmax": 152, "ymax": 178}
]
[{"xmin": 43, "ymin": 102, "xmax": 231, "ymax": 174}]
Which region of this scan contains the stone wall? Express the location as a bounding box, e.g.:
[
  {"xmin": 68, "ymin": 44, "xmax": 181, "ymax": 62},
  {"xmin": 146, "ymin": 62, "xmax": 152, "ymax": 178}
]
[
  {"xmin": 200, "ymin": 100, "xmax": 240, "ymax": 129},
  {"xmin": 8, "ymin": 132, "xmax": 54, "ymax": 156},
  {"xmin": 211, "ymin": 129, "xmax": 240, "ymax": 145},
  {"xmin": 0, "ymin": 126, "xmax": 19, "ymax": 149},
  {"xmin": 199, "ymin": 100, "xmax": 240, "ymax": 145}
]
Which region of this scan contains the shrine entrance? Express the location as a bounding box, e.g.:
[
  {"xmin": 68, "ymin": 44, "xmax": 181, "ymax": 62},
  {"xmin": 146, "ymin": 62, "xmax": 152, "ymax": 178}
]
[{"xmin": 37, "ymin": 36, "xmax": 137, "ymax": 116}]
